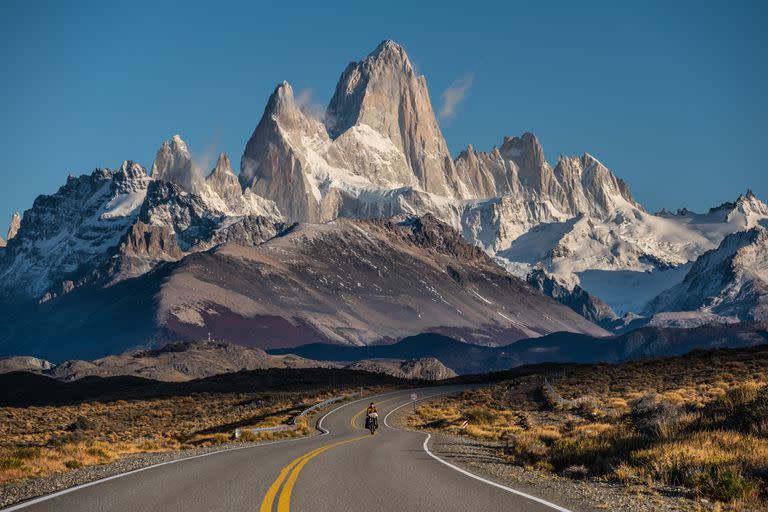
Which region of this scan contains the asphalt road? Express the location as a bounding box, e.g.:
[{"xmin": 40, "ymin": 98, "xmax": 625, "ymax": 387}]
[{"xmin": 4, "ymin": 386, "xmax": 572, "ymax": 512}]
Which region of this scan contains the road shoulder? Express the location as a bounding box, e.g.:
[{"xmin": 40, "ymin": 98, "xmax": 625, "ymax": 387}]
[{"xmin": 425, "ymin": 432, "xmax": 709, "ymax": 512}]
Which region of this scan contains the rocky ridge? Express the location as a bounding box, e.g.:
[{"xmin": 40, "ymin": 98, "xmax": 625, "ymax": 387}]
[{"xmin": 645, "ymin": 226, "xmax": 768, "ymax": 321}]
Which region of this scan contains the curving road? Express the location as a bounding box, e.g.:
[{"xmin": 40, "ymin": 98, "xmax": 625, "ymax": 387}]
[{"xmin": 4, "ymin": 387, "xmax": 572, "ymax": 512}]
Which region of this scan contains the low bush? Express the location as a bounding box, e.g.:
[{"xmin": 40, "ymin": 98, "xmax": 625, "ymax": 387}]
[
  {"xmin": 550, "ymin": 427, "xmax": 646, "ymax": 475},
  {"xmin": 0, "ymin": 458, "xmax": 23, "ymax": 470},
  {"xmin": 463, "ymin": 406, "xmax": 499, "ymax": 425},
  {"xmin": 629, "ymin": 394, "xmax": 682, "ymax": 439},
  {"xmin": 12, "ymin": 447, "xmax": 42, "ymax": 459},
  {"xmin": 85, "ymin": 447, "xmax": 109, "ymax": 458},
  {"xmin": 68, "ymin": 416, "xmax": 97, "ymax": 431},
  {"xmin": 64, "ymin": 460, "xmax": 83, "ymax": 469},
  {"xmin": 238, "ymin": 431, "xmax": 259, "ymax": 442},
  {"xmin": 698, "ymin": 467, "xmax": 756, "ymax": 502},
  {"xmin": 708, "ymin": 384, "xmax": 768, "ymax": 436}
]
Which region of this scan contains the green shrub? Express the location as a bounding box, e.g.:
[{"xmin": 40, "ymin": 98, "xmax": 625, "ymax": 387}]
[
  {"xmin": 64, "ymin": 460, "xmax": 83, "ymax": 469},
  {"xmin": 705, "ymin": 384, "xmax": 768, "ymax": 436},
  {"xmin": 550, "ymin": 428, "xmax": 645, "ymax": 475},
  {"xmin": 12, "ymin": 447, "xmax": 42, "ymax": 459},
  {"xmin": 238, "ymin": 431, "xmax": 259, "ymax": 442},
  {"xmin": 0, "ymin": 457, "xmax": 23, "ymax": 470},
  {"xmin": 730, "ymin": 386, "xmax": 768, "ymax": 436},
  {"xmin": 698, "ymin": 467, "xmax": 756, "ymax": 502},
  {"xmin": 463, "ymin": 407, "xmax": 499, "ymax": 425},
  {"xmin": 86, "ymin": 447, "xmax": 108, "ymax": 458}
]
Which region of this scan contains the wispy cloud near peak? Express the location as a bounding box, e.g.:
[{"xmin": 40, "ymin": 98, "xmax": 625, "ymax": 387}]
[{"xmin": 438, "ymin": 73, "xmax": 474, "ymax": 122}]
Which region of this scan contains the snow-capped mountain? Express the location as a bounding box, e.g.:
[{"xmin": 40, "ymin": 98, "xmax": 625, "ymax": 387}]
[
  {"xmin": 239, "ymin": 41, "xmax": 468, "ymax": 225},
  {"xmin": 235, "ymin": 39, "xmax": 768, "ymax": 318},
  {"xmin": 0, "ymin": 161, "xmax": 152, "ymax": 298},
  {"xmin": 644, "ymin": 226, "xmax": 768, "ymax": 322},
  {"xmin": 526, "ymin": 266, "xmax": 618, "ymax": 327},
  {"xmin": 0, "ymin": 39, "xmax": 765, "ymax": 361},
  {"xmin": 0, "ymin": 214, "xmax": 607, "ymax": 360},
  {"xmin": 0, "ymin": 138, "xmax": 283, "ymax": 301}
]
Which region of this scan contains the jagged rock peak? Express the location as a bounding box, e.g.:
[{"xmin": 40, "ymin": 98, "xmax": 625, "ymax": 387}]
[
  {"xmin": 116, "ymin": 160, "xmax": 148, "ymax": 180},
  {"xmin": 267, "ymin": 81, "xmax": 294, "ymax": 111},
  {"xmin": 736, "ymin": 189, "xmax": 768, "ymax": 212},
  {"xmin": 7, "ymin": 212, "xmax": 21, "ymax": 241},
  {"xmin": 209, "ymin": 152, "xmax": 235, "ymax": 179},
  {"xmin": 371, "ymin": 39, "xmax": 407, "ymax": 58},
  {"xmin": 500, "ymin": 132, "xmax": 546, "ymax": 167},
  {"xmin": 325, "ymin": 40, "xmax": 461, "ymax": 197},
  {"xmin": 151, "ymin": 135, "xmax": 194, "ymax": 190},
  {"xmin": 326, "ymin": 40, "xmax": 419, "ymax": 139},
  {"xmin": 203, "ymin": 151, "xmax": 244, "ymax": 205},
  {"xmin": 262, "ymin": 81, "xmax": 310, "ymax": 129}
]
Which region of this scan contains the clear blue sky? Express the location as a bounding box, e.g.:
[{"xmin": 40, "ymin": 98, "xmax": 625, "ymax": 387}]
[{"xmin": 1, "ymin": 0, "xmax": 766, "ymax": 234}]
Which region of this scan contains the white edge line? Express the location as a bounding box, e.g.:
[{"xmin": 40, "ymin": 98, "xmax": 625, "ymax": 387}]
[
  {"xmin": 384, "ymin": 391, "xmax": 574, "ymax": 512},
  {"xmin": 1, "ymin": 389, "xmax": 406, "ymax": 511}
]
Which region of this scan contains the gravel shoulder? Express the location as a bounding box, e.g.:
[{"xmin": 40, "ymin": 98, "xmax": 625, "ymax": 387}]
[
  {"xmin": 425, "ymin": 432, "xmax": 712, "ymax": 512},
  {"xmin": 385, "ymin": 400, "xmax": 711, "ymax": 512}
]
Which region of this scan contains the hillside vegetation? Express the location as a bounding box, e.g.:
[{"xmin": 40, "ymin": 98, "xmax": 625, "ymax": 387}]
[
  {"xmin": 0, "ymin": 368, "xmax": 405, "ymax": 484},
  {"xmin": 409, "ymin": 345, "xmax": 768, "ymax": 510}
]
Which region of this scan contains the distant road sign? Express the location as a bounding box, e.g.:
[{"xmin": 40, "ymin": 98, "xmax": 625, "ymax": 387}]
[{"xmin": 410, "ymin": 393, "xmax": 418, "ymax": 401}]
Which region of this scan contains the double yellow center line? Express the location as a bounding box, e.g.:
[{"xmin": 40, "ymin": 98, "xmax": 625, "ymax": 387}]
[
  {"xmin": 349, "ymin": 396, "xmax": 398, "ymax": 429},
  {"xmin": 259, "ymin": 435, "xmax": 370, "ymax": 512},
  {"xmin": 259, "ymin": 396, "xmax": 405, "ymax": 511}
]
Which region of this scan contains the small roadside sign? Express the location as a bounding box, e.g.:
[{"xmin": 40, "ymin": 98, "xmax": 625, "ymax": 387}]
[{"xmin": 410, "ymin": 393, "xmax": 418, "ymax": 401}]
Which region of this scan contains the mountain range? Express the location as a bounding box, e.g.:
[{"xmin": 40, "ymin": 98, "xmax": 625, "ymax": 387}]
[{"xmin": 1, "ymin": 40, "xmax": 766, "ymax": 363}]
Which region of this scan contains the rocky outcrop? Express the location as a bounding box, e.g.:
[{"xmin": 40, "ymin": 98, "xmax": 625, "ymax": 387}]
[
  {"xmin": 326, "ymin": 40, "xmax": 463, "ymax": 197},
  {"xmin": 379, "ymin": 214, "xmax": 484, "ymax": 261},
  {"xmin": 345, "ymin": 357, "xmax": 457, "ymax": 380},
  {"xmin": 117, "ymin": 221, "xmax": 183, "ymax": 261},
  {"xmin": 194, "ymin": 151, "xmax": 282, "ymax": 218},
  {"xmin": 0, "ymin": 161, "xmax": 152, "ymax": 299},
  {"xmin": 645, "ymin": 227, "xmax": 768, "ymax": 321},
  {"xmin": 0, "ymin": 356, "xmax": 53, "ymax": 374},
  {"xmin": 0, "ymin": 341, "xmax": 332, "ymax": 382},
  {"xmin": 6, "ymin": 212, "xmax": 20, "ymax": 241},
  {"xmin": 527, "ymin": 267, "xmax": 618, "ymax": 327},
  {"xmin": 151, "ymin": 135, "xmax": 195, "ymax": 190},
  {"xmin": 1, "ymin": 213, "xmax": 18, "ymax": 246}
]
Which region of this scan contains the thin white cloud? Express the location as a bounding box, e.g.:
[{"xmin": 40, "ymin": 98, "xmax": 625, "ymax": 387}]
[
  {"xmin": 294, "ymin": 88, "xmax": 325, "ymax": 120},
  {"xmin": 439, "ymin": 73, "xmax": 473, "ymax": 122}
]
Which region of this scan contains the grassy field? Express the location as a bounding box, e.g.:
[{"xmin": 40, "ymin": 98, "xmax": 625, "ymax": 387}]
[
  {"xmin": 0, "ymin": 387, "xmax": 356, "ymax": 484},
  {"xmin": 409, "ymin": 346, "xmax": 768, "ymax": 510}
]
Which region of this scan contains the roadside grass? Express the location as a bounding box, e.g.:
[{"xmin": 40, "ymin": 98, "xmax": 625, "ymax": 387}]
[
  {"xmin": 0, "ymin": 388, "xmax": 360, "ymax": 485},
  {"xmin": 407, "ymin": 346, "xmax": 768, "ymax": 510}
]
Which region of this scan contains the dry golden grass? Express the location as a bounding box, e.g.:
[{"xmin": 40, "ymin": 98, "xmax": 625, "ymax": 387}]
[
  {"xmin": 408, "ymin": 346, "xmax": 768, "ymax": 509},
  {"xmin": 0, "ymin": 388, "xmax": 352, "ymax": 484}
]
